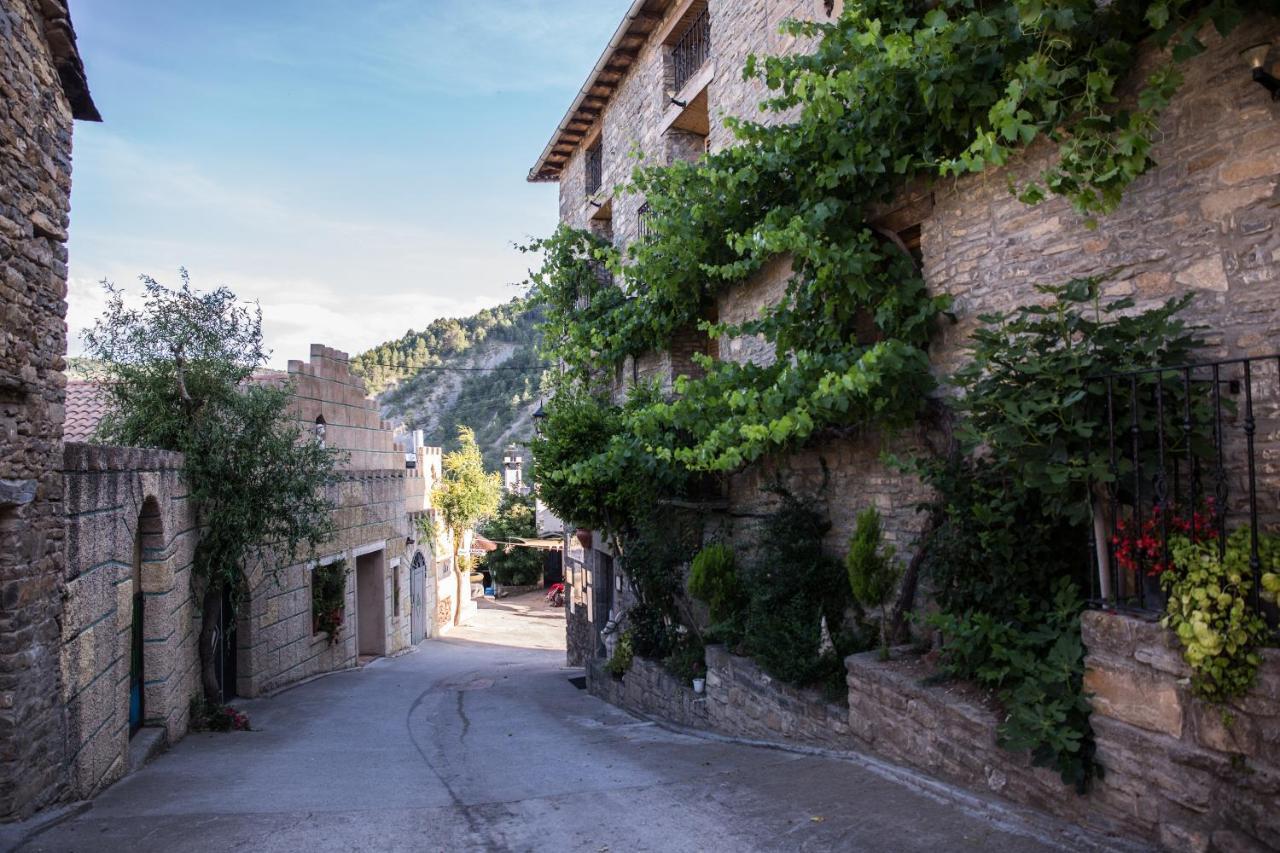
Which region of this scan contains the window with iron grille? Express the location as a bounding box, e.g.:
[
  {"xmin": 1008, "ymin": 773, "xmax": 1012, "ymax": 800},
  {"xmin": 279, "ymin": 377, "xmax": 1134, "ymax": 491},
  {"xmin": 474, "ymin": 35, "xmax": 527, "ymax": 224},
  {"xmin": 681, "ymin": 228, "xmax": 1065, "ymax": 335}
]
[
  {"xmin": 638, "ymin": 203, "xmax": 657, "ymax": 242},
  {"xmin": 585, "ymin": 143, "xmax": 603, "ymax": 196},
  {"xmin": 672, "ymin": 5, "xmax": 711, "ymax": 92}
]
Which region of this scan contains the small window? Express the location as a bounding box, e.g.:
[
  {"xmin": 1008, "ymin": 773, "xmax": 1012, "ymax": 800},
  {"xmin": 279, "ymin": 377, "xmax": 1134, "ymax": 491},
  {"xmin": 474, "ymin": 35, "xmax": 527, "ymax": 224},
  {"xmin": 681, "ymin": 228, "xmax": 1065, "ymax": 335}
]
[
  {"xmin": 585, "ymin": 142, "xmax": 603, "ymax": 196},
  {"xmin": 638, "ymin": 203, "xmax": 657, "ymax": 243}
]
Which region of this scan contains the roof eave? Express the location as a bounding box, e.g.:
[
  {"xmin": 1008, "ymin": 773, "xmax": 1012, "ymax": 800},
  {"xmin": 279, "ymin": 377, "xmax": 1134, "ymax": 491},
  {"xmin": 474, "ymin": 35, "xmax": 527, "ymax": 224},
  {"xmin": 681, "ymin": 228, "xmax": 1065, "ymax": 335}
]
[
  {"xmin": 526, "ymin": 0, "xmax": 669, "ymax": 183},
  {"xmin": 41, "ymin": 1, "xmax": 101, "ymax": 122}
]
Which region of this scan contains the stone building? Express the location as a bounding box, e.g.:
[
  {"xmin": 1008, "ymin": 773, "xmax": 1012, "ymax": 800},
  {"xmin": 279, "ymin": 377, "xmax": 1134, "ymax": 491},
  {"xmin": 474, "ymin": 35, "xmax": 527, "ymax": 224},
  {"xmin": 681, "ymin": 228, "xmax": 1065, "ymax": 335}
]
[
  {"xmin": 0, "ymin": 0, "xmax": 99, "ymax": 822},
  {"xmin": 530, "ymin": 0, "xmax": 1280, "ymax": 847}
]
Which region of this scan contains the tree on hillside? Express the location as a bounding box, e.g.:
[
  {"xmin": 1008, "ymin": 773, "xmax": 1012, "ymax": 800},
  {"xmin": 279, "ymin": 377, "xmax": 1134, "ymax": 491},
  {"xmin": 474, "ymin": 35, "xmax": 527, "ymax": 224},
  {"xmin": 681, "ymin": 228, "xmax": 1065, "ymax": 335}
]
[
  {"xmin": 84, "ymin": 271, "xmax": 340, "ymax": 702},
  {"xmin": 431, "ymin": 426, "xmax": 502, "ymax": 624}
]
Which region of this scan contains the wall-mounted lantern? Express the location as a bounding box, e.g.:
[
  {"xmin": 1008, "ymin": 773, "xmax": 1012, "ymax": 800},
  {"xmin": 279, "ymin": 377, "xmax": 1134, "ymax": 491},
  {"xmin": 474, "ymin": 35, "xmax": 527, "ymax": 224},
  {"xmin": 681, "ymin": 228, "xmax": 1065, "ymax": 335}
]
[
  {"xmin": 313, "ymin": 415, "xmax": 327, "ymax": 448},
  {"xmin": 1242, "ymin": 42, "xmax": 1280, "ymax": 100},
  {"xmin": 532, "ymin": 400, "xmax": 547, "ymax": 436}
]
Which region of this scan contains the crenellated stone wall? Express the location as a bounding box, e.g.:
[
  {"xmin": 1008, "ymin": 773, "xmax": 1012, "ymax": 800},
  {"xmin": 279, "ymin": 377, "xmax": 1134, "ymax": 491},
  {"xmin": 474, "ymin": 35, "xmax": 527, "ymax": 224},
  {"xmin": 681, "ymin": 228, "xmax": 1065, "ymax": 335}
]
[
  {"xmin": 284, "ymin": 345, "xmax": 404, "ymax": 472},
  {"xmin": 0, "ymin": 0, "xmax": 97, "ymax": 822},
  {"xmin": 60, "ymin": 443, "xmax": 199, "ymax": 800}
]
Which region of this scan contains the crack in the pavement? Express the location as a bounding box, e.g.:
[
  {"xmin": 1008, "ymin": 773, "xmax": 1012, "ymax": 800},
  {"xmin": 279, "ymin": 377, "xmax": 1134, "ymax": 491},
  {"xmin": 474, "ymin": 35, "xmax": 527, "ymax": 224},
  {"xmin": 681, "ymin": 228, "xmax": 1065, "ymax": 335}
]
[
  {"xmin": 456, "ymin": 691, "xmax": 471, "ymax": 742},
  {"xmin": 406, "ymin": 682, "xmax": 508, "ymax": 852}
]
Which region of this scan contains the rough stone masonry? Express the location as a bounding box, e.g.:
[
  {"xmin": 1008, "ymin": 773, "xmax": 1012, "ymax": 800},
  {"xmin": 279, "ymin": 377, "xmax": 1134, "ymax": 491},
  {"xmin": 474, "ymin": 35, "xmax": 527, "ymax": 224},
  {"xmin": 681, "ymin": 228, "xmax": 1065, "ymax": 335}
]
[{"xmin": 0, "ymin": 0, "xmax": 98, "ymax": 822}]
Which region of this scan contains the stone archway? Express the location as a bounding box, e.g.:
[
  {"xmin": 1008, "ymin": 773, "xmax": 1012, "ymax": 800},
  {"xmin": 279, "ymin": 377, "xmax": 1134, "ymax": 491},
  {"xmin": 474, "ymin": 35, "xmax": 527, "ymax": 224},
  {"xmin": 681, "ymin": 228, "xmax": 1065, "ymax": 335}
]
[{"xmin": 131, "ymin": 495, "xmax": 171, "ymax": 732}]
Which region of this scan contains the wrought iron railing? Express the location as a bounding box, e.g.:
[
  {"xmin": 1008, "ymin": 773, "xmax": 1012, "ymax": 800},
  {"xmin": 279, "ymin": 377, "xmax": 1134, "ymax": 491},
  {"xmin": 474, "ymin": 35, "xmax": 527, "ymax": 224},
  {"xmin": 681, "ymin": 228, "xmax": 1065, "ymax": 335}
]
[
  {"xmin": 585, "ymin": 144, "xmax": 603, "ymax": 196},
  {"xmin": 672, "ymin": 5, "xmax": 711, "ymax": 92},
  {"xmin": 1088, "ymin": 355, "xmax": 1279, "ymax": 630},
  {"xmin": 638, "ymin": 203, "xmax": 656, "ymax": 242}
]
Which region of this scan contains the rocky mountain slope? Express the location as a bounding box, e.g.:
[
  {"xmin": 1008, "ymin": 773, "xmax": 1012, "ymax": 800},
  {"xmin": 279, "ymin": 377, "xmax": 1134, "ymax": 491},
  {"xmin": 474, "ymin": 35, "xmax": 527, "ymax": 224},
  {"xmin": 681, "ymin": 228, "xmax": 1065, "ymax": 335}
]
[{"xmin": 350, "ymin": 299, "xmax": 544, "ymax": 469}]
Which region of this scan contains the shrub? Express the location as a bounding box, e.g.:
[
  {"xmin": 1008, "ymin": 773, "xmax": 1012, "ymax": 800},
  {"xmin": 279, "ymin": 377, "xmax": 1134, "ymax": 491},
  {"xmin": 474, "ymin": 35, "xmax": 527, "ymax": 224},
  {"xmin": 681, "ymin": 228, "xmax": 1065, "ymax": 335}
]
[
  {"xmin": 930, "ymin": 580, "xmax": 1094, "ymax": 792},
  {"xmin": 741, "ymin": 490, "xmax": 853, "ymax": 689},
  {"xmin": 480, "ymin": 492, "xmax": 544, "ymax": 586},
  {"xmin": 846, "ymin": 507, "xmax": 903, "ymax": 660},
  {"xmin": 664, "ymin": 630, "xmax": 706, "ymax": 683},
  {"xmin": 311, "ymin": 558, "xmax": 349, "ymax": 643},
  {"xmin": 627, "ymin": 601, "xmax": 674, "ymax": 660},
  {"xmin": 688, "ymin": 542, "xmax": 744, "ymax": 630},
  {"xmin": 189, "ymin": 696, "xmax": 250, "ymax": 732},
  {"xmin": 606, "ymin": 630, "xmax": 634, "ymax": 679}
]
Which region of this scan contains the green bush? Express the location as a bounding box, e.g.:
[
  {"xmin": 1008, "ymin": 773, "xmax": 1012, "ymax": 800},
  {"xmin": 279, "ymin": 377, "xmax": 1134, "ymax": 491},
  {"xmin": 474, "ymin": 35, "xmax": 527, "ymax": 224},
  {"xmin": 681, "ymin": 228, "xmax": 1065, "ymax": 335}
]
[
  {"xmin": 688, "ymin": 542, "xmax": 744, "ymax": 630},
  {"xmin": 930, "ymin": 580, "xmax": 1095, "ymax": 792},
  {"xmin": 627, "ymin": 601, "xmax": 674, "ymax": 661},
  {"xmin": 846, "ymin": 507, "xmax": 903, "ymax": 660},
  {"xmin": 311, "ymin": 559, "xmax": 349, "ymax": 643},
  {"xmin": 741, "ymin": 490, "xmax": 853, "ymax": 690},
  {"xmin": 606, "ymin": 630, "xmax": 634, "ymax": 679},
  {"xmin": 480, "ymin": 492, "xmax": 544, "ymax": 586},
  {"xmin": 663, "ymin": 631, "xmax": 706, "ymax": 683}
]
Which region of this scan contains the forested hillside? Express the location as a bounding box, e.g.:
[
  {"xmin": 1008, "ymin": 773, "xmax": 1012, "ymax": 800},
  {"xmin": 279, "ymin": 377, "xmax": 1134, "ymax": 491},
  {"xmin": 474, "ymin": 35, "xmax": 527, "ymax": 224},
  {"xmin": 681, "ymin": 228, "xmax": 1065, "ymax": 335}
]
[{"xmin": 350, "ymin": 299, "xmax": 545, "ymax": 468}]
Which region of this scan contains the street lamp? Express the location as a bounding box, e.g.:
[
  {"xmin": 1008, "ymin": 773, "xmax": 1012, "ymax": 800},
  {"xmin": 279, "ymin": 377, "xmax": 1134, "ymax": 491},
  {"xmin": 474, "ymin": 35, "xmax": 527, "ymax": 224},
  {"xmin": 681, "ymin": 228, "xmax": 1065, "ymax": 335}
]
[
  {"xmin": 532, "ymin": 400, "xmax": 547, "ymax": 437},
  {"xmin": 1242, "ymin": 42, "xmax": 1280, "ymax": 100}
]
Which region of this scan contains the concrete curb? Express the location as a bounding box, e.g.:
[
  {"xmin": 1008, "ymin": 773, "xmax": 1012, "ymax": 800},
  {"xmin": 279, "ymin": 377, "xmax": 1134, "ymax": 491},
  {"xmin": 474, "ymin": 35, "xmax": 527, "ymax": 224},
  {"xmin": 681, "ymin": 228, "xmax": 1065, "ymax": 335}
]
[
  {"xmin": 0, "ymin": 801, "xmax": 92, "ymax": 853},
  {"xmin": 612, "ymin": 708, "xmax": 1154, "ymax": 853}
]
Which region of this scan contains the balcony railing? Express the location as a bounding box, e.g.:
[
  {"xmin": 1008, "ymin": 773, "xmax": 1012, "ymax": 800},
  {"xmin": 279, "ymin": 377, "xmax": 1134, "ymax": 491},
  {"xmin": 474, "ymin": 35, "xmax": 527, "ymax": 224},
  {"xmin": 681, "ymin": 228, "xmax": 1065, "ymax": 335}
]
[
  {"xmin": 1088, "ymin": 354, "xmax": 1280, "ymax": 631},
  {"xmin": 672, "ymin": 6, "xmax": 711, "ymax": 93},
  {"xmin": 585, "ymin": 144, "xmax": 603, "ymax": 196}
]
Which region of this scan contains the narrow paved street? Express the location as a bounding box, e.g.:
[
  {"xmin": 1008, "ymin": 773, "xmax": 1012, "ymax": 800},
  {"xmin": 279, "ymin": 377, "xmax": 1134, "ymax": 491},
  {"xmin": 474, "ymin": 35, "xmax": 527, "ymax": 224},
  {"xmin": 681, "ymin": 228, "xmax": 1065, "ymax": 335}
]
[{"xmin": 21, "ymin": 594, "xmax": 1097, "ymax": 852}]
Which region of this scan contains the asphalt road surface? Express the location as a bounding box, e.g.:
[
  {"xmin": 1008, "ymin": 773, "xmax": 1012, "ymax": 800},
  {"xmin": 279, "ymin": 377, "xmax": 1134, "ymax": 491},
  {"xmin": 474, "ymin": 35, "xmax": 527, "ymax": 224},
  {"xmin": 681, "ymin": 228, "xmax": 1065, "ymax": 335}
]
[{"xmin": 17, "ymin": 593, "xmax": 1130, "ymax": 853}]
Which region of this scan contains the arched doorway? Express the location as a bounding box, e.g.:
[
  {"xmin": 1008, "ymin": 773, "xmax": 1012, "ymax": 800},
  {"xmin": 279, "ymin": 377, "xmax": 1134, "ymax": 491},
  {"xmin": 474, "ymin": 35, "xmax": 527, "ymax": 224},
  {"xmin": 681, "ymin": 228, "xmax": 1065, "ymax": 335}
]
[
  {"xmin": 131, "ymin": 497, "xmax": 163, "ymax": 737},
  {"xmin": 410, "ymin": 551, "xmax": 427, "ymax": 644}
]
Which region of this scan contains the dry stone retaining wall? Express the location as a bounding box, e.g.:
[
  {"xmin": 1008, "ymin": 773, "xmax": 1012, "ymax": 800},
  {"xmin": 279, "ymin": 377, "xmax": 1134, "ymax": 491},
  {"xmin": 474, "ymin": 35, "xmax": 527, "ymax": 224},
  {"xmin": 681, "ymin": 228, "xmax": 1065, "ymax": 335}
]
[{"xmin": 1082, "ymin": 611, "xmax": 1280, "ymax": 852}]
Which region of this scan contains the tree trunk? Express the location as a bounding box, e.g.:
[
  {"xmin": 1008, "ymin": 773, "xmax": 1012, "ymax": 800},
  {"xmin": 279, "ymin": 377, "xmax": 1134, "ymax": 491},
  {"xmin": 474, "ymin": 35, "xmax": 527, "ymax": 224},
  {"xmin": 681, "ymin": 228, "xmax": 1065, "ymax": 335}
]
[
  {"xmin": 198, "ymin": 581, "xmax": 222, "ymax": 702},
  {"xmin": 452, "ymin": 533, "xmax": 463, "ymax": 626}
]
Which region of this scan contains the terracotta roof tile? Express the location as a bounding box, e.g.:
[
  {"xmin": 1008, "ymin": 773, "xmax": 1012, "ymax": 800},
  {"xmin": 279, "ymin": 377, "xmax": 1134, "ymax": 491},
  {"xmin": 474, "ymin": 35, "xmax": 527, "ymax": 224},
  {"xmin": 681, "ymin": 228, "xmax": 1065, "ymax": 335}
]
[{"xmin": 64, "ymin": 380, "xmax": 108, "ymax": 442}]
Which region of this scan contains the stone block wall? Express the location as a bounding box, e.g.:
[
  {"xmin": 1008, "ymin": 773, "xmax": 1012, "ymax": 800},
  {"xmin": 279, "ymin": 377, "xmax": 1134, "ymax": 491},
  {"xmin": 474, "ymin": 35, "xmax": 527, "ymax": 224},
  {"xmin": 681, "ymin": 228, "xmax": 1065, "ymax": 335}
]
[
  {"xmin": 285, "ymin": 345, "xmax": 404, "ymax": 472},
  {"xmin": 1083, "ymin": 611, "xmax": 1280, "ymax": 851},
  {"xmin": 60, "ymin": 444, "xmax": 199, "ymax": 801},
  {"xmin": 237, "ymin": 470, "xmax": 410, "ymax": 697},
  {"xmin": 0, "ymin": 0, "xmax": 94, "ymax": 821}
]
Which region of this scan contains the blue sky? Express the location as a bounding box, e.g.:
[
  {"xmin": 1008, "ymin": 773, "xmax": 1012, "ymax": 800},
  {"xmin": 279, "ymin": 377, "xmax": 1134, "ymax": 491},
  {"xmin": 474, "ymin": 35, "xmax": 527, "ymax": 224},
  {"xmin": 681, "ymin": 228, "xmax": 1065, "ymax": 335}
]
[{"xmin": 67, "ymin": 0, "xmax": 629, "ymax": 366}]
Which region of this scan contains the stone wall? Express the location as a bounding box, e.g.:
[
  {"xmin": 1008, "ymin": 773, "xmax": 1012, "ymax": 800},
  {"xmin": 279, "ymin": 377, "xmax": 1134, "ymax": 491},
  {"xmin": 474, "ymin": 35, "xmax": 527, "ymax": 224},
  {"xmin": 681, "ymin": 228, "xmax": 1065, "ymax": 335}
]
[
  {"xmin": 60, "ymin": 444, "xmax": 199, "ymax": 800},
  {"xmin": 284, "ymin": 345, "xmax": 404, "ymax": 472},
  {"xmin": 237, "ymin": 469, "xmax": 411, "ymax": 697},
  {"xmin": 0, "ymin": 0, "xmax": 96, "ymax": 822},
  {"xmin": 588, "ymin": 644, "xmax": 850, "ymax": 750},
  {"xmin": 1082, "ymin": 611, "xmax": 1280, "ymax": 852}
]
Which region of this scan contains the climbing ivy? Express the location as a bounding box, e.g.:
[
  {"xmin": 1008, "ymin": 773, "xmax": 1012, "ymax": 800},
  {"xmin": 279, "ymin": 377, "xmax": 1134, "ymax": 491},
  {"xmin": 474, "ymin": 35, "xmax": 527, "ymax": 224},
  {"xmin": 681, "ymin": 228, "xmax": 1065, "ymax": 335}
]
[{"xmin": 529, "ymin": 0, "xmax": 1260, "ymax": 490}]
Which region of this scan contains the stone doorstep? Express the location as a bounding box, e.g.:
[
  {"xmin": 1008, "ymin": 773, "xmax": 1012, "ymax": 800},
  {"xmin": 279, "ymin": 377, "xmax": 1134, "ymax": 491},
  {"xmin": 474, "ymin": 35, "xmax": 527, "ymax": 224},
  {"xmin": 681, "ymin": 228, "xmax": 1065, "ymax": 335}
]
[{"xmin": 127, "ymin": 726, "xmax": 167, "ymax": 775}]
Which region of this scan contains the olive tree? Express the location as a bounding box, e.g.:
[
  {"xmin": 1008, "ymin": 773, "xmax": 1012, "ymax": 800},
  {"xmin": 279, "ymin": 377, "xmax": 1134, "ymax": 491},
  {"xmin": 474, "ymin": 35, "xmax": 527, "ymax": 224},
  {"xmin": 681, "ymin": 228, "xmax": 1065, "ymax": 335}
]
[{"xmin": 84, "ymin": 271, "xmax": 339, "ymax": 701}]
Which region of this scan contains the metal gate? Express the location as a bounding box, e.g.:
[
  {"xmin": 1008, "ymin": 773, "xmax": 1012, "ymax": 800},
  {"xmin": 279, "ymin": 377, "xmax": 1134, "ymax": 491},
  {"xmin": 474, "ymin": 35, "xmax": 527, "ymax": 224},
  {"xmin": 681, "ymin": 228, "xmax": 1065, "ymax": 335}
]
[{"xmin": 410, "ymin": 552, "xmax": 426, "ymax": 644}]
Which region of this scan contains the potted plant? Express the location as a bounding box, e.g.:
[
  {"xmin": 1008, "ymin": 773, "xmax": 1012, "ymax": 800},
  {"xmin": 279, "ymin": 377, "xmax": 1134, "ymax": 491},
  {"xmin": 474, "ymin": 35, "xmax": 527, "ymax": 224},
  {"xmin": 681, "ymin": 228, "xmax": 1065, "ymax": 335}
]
[{"xmin": 691, "ymin": 661, "xmax": 707, "ymax": 695}]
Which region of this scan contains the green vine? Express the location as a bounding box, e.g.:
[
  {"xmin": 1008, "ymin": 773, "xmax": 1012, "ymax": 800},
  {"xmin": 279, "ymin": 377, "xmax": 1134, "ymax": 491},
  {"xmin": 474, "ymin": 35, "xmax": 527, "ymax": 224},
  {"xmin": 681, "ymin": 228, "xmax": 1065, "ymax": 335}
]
[
  {"xmin": 529, "ymin": 0, "xmax": 1258, "ymax": 487},
  {"xmin": 1162, "ymin": 529, "xmax": 1275, "ymax": 702}
]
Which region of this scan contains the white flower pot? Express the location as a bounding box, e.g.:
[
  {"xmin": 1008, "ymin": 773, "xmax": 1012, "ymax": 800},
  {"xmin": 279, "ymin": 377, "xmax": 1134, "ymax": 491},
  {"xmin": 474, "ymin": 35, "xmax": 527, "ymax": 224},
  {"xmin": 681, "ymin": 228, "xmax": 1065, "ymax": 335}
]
[{"xmin": 692, "ymin": 677, "xmax": 705, "ymax": 694}]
